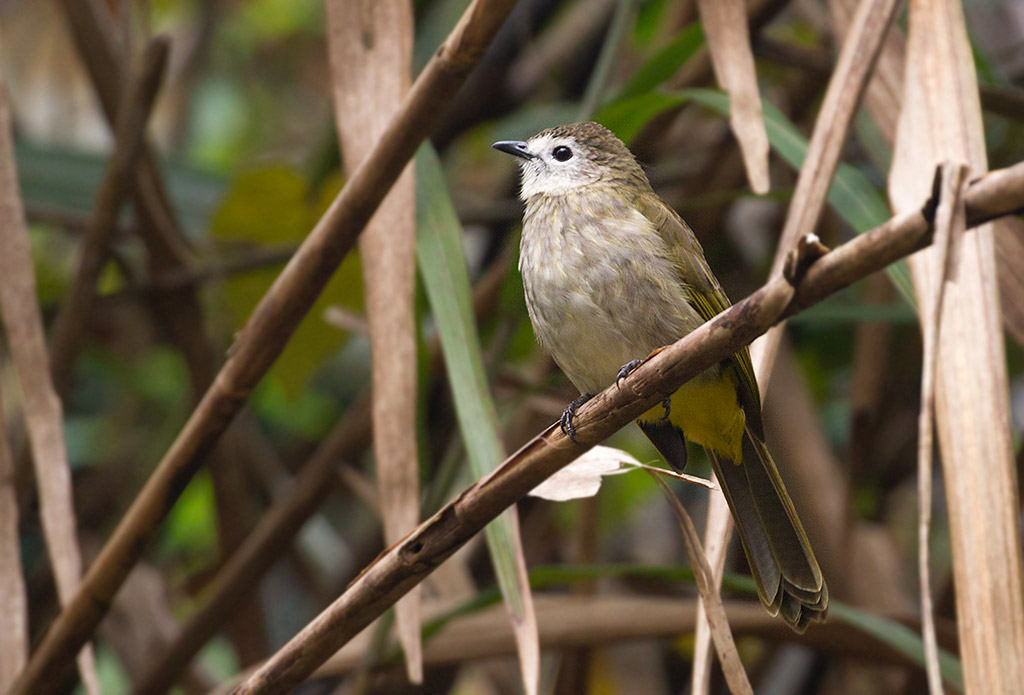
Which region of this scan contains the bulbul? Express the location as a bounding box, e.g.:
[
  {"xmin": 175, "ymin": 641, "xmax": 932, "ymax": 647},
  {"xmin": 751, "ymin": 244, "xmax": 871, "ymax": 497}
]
[{"xmin": 494, "ymin": 121, "xmax": 827, "ymax": 630}]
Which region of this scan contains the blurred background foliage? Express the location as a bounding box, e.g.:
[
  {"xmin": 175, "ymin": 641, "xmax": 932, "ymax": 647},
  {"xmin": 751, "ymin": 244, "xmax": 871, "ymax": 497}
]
[{"xmin": 4, "ymin": 0, "xmax": 1024, "ymax": 693}]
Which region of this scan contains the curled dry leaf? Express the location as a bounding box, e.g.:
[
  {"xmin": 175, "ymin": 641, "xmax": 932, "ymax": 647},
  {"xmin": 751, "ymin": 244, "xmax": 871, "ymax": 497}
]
[{"xmin": 529, "ymin": 445, "xmax": 713, "ymax": 502}]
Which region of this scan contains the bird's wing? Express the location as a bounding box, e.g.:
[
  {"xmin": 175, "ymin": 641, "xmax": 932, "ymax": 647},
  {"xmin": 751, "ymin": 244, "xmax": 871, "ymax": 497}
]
[{"xmin": 637, "ymin": 195, "xmax": 765, "ymax": 440}]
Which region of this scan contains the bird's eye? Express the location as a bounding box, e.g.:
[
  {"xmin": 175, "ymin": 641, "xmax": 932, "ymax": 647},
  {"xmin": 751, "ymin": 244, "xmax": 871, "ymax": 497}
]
[{"xmin": 552, "ymin": 145, "xmax": 573, "ymax": 162}]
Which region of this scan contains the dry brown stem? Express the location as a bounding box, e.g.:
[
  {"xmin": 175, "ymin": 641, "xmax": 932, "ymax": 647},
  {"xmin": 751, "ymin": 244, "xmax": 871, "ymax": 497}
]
[
  {"xmin": 916, "ymin": 162, "xmax": 970, "ymax": 695},
  {"xmin": 131, "ymin": 396, "xmax": 372, "ymax": 695},
  {"xmin": 696, "ymin": 0, "xmax": 769, "ymax": 193},
  {"xmin": 0, "ymin": 57, "xmax": 100, "ymax": 695},
  {"xmin": 305, "ymin": 596, "xmax": 956, "ymax": 678},
  {"xmin": 48, "ymin": 37, "xmax": 169, "ymax": 395},
  {"xmin": 7, "ymin": 2, "xmax": 521, "ymax": 693},
  {"xmin": 326, "ymin": 0, "xmax": 422, "ymax": 680},
  {"xmin": 750, "ymin": 0, "xmax": 901, "ymax": 383},
  {"xmin": 651, "ymin": 474, "xmax": 753, "ymax": 695},
  {"xmin": 227, "ymin": 163, "xmax": 1024, "ymax": 695}
]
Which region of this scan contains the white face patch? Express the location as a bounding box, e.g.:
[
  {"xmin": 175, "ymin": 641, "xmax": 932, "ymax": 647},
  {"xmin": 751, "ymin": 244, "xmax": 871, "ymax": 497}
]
[{"xmin": 517, "ymin": 134, "xmax": 603, "ymax": 199}]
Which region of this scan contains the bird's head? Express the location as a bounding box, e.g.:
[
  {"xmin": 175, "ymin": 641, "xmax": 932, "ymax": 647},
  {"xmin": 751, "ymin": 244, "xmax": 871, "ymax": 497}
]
[{"xmin": 493, "ymin": 121, "xmax": 647, "ymax": 199}]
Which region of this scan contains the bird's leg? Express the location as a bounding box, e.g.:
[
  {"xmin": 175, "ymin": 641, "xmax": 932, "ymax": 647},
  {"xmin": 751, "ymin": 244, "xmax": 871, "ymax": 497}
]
[
  {"xmin": 659, "ymin": 395, "xmax": 672, "ymax": 421},
  {"xmin": 616, "ymin": 360, "xmax": 644, "ymax": 388},
  {"xmin": 616, "ymin": 346, "xmax": 670, "ymax": 388},
  {"xmin": 560, "ymin": 393, "xmax": 593, "ymax": 442}
]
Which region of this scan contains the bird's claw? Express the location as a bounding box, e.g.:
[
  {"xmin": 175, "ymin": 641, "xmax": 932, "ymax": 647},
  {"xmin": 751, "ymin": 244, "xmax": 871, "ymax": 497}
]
[
  {"xmin": 616, "ymin": 359, "xmax": 644, "ymax": 388},
  {"xmin": 659, "ymin": 395, "xmax": 672, "ymax": 421},
  {"xmin": 560, "ymin": 393, "xmax": 593, "ymax": 443}
]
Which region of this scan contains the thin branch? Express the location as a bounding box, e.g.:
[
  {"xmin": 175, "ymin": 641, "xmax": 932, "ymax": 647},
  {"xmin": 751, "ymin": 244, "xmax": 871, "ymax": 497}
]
[
  {"xmin": 227, "ymin": 162, "xmax": 1024, "ymax": 695},
  {"xmin": 7, "ymin": 2, "xmax": 521, "ymax": 693},
  {"xmin": 134, "ymin": 244, "xmax": 507, "ymax": 695},
  {"xmin": 131, "ymin": 395, "xmax": 371, "ymax": 695},
  {"xmin": 0, "ymin": 55, "xmax": 101, "ymax": 695},
  {"xmin": 750, "ymin": 0, "xmax": 901, "ymax": 385},
  {"xmin": 57, "ymin": 0, "xmax": 193, "ymax": 266},
  {"xmin": 48, "ymin": 37, "xmax": 169, "ymax": 395}
]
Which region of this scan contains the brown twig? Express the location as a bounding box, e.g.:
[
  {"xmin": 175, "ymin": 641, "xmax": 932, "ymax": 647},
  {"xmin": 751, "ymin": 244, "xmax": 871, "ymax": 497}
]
[
  {"xmin": 226, "ymin": 162, "xmax": 1024, "ymax": 695},
  {"xmin": 134, "ymin": 242, "xmax": 508, "ymax": 695},
  {"xmin": 0, "ymin": 55, "xmax": 101, "ymax": 695},
  {"xmin": 48, "ymin": 37, "xmax": 170, "ymax": 396},
  {"xmin": 131, "ymin": 395, "xmax": 371, "ymax": 695},
  {"xmin": 7, "ymin": 2, "xmax": 521, "ymax": 693},
  {"xmin": 55, "ymin": 0, "xmax": 272, "ymax": 665}
]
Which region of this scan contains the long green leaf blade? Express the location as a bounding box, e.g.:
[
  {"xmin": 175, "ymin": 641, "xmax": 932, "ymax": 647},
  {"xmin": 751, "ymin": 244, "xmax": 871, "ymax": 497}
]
[{"xmin": 415, "ymin": 143, "xmax": 538, "ymax": 694}]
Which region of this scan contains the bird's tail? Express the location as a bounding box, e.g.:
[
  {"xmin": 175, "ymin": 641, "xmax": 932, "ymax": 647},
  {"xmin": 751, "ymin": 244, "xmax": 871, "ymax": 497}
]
[{"xmin": 707, "ymin": 430, "xmax": 828, "ymax": 631}]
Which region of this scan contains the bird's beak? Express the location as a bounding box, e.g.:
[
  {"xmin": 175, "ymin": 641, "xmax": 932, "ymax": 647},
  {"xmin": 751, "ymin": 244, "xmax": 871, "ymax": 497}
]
[{"xmin": 492, "ymin": 140, "xmax": 535, "ymax": 160}]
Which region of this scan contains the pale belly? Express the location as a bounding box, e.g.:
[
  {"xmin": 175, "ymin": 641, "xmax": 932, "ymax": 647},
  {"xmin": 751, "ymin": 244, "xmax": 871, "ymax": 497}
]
[{"xmin": 520, "ymin": 212, "xmax": 707, "ymax": 395}]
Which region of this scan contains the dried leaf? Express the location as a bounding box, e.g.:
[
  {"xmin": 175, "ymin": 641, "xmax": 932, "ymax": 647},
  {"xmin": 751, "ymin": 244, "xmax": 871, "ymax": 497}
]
[
  {"xmin": 326, "ymin": 0, "xmax": 422, "ymax": 682},
  {"xmin": 529, "ymin": 445, "xmax": 713, "ymax": 501},
  {"xmin": 916, "ymin": 163, "xmax": 970, "ymax": 695},
  {"xmin": 889, "ymin": 1, "xmax": 1024, "ymax": 691},
  {"xmin": 649, "ymin": 473, "xmax": 754, "ymax": 695},
  {"xmin": 696, "ymin": 0, "xmax": 769, "ymax": 193},
  {"xmin": 528, "ymin": 445, "xmax": 629, "ymax": 501},
  {"xmin": 0, "ymin": 74, "xmax": 99, "ymax": 695}
]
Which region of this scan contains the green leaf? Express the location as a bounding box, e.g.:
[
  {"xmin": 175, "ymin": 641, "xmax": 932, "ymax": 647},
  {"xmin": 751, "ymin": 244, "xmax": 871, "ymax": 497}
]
[
  {"xmin": 617, "ymin": 23, "xmax": 705, "ymax": 101},
  {"xmin": 597, "ymin": 90, "xmax": 685, "ymax": 144},
  {"xmin": 597, "ymin": 88, "xmax": 916, "ymax": 303},
  {"xmin": 415, "ymin": 143, "xmax": 534, "ymax": 645}
]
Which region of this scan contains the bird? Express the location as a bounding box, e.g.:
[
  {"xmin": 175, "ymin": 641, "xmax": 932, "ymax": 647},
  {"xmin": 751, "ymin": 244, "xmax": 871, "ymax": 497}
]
[{"xmin": 493, "ymin": 121, "xmax": 827, "ymax": 630}]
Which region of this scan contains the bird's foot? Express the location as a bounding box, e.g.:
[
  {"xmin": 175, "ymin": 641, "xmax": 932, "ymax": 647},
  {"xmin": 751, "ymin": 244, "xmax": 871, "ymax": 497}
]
[
  {"xmin": 659, "ymin": 395, "xmax": 672, "ymax": 421},
  {"xmin": 560, "ymin": 393, "xmax": 594, "ymax": 443},
  {"xmin": 616, "ymin": 359, "xmax": 644, "ymax": 388}
]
